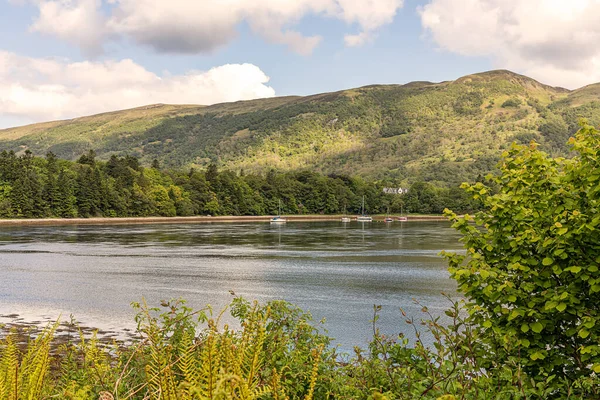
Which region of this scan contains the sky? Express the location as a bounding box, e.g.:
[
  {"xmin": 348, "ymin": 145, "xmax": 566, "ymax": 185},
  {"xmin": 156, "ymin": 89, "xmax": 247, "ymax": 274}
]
[{"xmin": 1, "ymin": 0, "xmax": 600, "ymax": 128}]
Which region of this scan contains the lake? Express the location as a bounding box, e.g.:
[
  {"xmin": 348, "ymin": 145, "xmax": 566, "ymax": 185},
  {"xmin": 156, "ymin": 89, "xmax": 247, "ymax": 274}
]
[{"xmin": 0, "ymin": 220, "xmax": 463, "ymax": 349}]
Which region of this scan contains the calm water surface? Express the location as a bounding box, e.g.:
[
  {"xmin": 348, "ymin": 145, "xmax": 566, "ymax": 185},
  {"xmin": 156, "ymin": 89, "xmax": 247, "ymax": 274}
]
[{"xmin": 0, "ymin": 221, "xmax": 463, "ymax": 348}]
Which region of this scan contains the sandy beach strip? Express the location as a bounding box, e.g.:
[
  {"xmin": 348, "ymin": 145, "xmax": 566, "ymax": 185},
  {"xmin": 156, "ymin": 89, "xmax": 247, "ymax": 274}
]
[{"xmin": 0, "ymin": 214, "xmax": 448, "ymax": 227}]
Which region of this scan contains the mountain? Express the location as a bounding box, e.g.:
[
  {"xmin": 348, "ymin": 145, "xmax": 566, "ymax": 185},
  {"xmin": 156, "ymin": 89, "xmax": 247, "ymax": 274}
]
[{"xmin": 1, "ymin": 70, "xmax": 599, "ymax": 186}]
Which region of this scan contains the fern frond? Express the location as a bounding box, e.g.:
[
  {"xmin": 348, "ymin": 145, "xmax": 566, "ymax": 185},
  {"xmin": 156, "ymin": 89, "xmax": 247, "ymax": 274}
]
[
  {"xmin": 0, "ymin": 332, "xmax": 19, "ymax": 399},
  {"xmin": 179, "ymin": 328, "xmax": 200, "ymax": 394},
  {"xmin": 304, "ymin": 345, "xmax": 324, "ymax": 400},
  {"xmin": 16, "ymin": 322, "xmax": 57, "ymax": 400},
  {"xmin": 244, "ymin": 310, "xmax": 266, "ymax": 390},
  {"xmin": 198, "ymin": 327, "xmax": 221, "ymax": 399},
  {"xmin": 270, "ymin": 368, "xmax": 288, "ymax": 400}
]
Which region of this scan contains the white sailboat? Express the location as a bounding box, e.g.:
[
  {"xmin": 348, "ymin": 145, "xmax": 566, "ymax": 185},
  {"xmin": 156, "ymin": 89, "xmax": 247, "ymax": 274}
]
[
  {"xmin": 384, "ymin": 207, "xmax": 393, "ymax": 223},
  {"xmin": 397, "ymin": 205, "xmax": 408, "ymax": 221},
  {"xmin": 270, "ymin": 200, "xmax": 287, "ymax": 224},
  {"xmin": 341, "ymin": 201, "xmax": 351, "ymax": 223},
  {"xmin": 356, "ymin": 196, "xmax": 373, "ymax": 222}
]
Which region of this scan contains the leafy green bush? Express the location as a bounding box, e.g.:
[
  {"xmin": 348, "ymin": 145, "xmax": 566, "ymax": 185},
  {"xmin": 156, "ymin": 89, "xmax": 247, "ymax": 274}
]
[
  {"xmin": 444, "ymin": 123, "xmax": 600, "ymax": 388},
  {"xmin": 501, "ymin": 98, "xmax": 522, "ymax": 108}
]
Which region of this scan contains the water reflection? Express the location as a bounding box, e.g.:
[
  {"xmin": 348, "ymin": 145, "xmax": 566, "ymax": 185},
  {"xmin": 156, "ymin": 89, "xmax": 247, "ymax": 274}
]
[{"xmin": 0, "ymin": 221, "xmax": 463, "ymax": 349}]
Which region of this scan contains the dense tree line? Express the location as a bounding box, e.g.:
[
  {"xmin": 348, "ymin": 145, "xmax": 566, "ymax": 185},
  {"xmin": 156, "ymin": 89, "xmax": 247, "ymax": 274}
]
[{"xmin": 0, "ymin": 150, "xmax": 481, "ymax": 219}]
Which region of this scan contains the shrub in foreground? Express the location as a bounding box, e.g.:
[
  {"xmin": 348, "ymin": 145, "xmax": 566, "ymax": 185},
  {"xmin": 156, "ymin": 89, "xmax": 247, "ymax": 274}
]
[{"xmin": 445, "ymin": 124, "xmax": 600, "ymax": 385}]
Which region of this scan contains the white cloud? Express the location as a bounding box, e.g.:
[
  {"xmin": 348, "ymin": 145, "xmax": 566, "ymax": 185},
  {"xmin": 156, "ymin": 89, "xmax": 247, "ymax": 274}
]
[
  {"xmin": 344, "ymin": 31, "xmax": 373, "ymax": 47},
  {"xmin": 31, "ymin": 0, "xmax": 108, "ymax": 56},
  {"xmin": 419, "ymin": 0, "xmax": 600, "ymax": 88},
  {"xmin": 0, "ymin": 51, "xmax": 276, "ymax": 127},
  {"xmin": 22, "ymin": 0, "xmax": 403, "ymax": 55},
  {"xmin": 337, "ymin": 0, "xmax": 403, "ymax": 31}
]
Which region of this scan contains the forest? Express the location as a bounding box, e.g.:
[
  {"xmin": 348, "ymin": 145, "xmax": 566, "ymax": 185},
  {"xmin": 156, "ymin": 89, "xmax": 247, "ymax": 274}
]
[{"xmin": 0, "ymin": 149, "xmax": 480, "ymax": 219}]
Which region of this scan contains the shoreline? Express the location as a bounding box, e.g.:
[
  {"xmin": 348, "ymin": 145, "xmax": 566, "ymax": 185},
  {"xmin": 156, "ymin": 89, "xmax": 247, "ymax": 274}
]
[
  {"xmin": 0, "ymin": 312, "xmax": 139, "ymax": 351},
  {"xmin": 0, "ymin": 214, "xmax": 448, "ymax": 227}
]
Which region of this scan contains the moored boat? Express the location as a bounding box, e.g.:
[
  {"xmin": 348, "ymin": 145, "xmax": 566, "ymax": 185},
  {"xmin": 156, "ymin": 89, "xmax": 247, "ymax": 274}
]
[
  {"xmin": 341, "ymin": 201, "xmax": 351, "ymax": 222},
  {"xmin": 384, "ymin": 207, "xmax": 393, "ymax": 223},
  {"xmin": 356, "ymin": 196, "xmax": 372, "ymax": 222},
  {"xmin": 397, "ymin": 206, "xmax": 408, "ymax": 221},
  {"xmin": 270, "ymin": 200, "xmax": 287, "ymax": 224}
]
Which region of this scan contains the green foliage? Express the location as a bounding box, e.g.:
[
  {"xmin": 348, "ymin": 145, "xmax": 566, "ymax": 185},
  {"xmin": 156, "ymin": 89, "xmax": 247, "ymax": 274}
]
[
  {"xmin": 501, "ymin": 98, "xmax": 522, "ymax": 108},
  {"xmin": 453, "ymin": 91, "xmax": 484, "ymax": 115},
  {"xmin": 444, "ymin": 124, "xmax": 600, "ymax": 388},
  {"xmin": 0, "ymin": 323, "xmax": 57, "ymax": 399},
  {"xmin": 0, "ymin": 298, "xmax": 331, "ymax": 399},
  {"xmin": 538, "ymin": 113, "xmax": 570, "ymax": 153},
  {"xmin": 331, "ymin": 300, "xmax": 597, "ymax": 399}
]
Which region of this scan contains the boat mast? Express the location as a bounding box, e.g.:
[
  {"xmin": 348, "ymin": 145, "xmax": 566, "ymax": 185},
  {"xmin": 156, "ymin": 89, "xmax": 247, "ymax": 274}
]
[{"xmin": 361, "ymin": 195, "xmax": 365, "ymax": 216}]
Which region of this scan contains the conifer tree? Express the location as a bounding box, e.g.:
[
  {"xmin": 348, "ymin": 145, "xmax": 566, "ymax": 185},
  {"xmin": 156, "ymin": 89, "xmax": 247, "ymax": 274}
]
[
  {"xmin": 11, "ymin": 151, "xmax": 44, "ymax": 218},
  {"xmin": 75, "ymin": 164, "xmax": 104, "ymax": 217},
  {"xmin": 43, "ymin": 152, "xmax": 61, "ymax": 216},
  {"xmin": 55, "ymin": 169, "xmax": 77, "ymax": 217}
]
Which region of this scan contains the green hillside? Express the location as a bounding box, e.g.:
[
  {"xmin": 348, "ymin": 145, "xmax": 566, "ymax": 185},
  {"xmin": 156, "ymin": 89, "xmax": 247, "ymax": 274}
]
[{"xmin": 2, "ymin": 70, "xmax": 599, "ymax": 185}]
